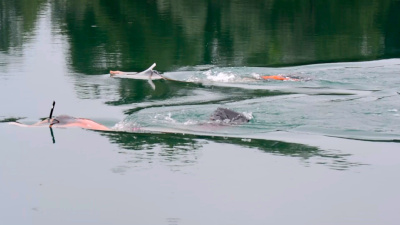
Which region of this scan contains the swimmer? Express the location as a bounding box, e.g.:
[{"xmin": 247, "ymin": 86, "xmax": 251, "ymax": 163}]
[
  {"xmin": 9, "ymin": 115, "xmax": 111, "ymax": 131},
  {"xmin": 210, "ymin": 107, "xmax": 249, "ymax": 124},
  {"xmin": 9, "ymin": 101, "xmax": 110, "ymax": 131}
]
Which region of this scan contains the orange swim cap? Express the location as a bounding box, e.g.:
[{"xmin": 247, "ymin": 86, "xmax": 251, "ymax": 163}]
[{"xmin": 261, "ymin": 75, "xmax": 288, "ymax": 81}]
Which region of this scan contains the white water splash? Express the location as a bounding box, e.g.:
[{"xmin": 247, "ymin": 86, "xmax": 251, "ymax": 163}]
[
  {"xmin": 242, "ymin": 111, "xmax": 253, "ymax": 120},
  {"xmin": 204, "ymin": 70, "xmax": 236, "ymax": 82},
  {"xmin": 154, "ymin": 112, "xmax": 176, "ymax": 123},
  {"xmin": 251, "ymin": 73, "xmax": 262, "ymax": 79},
  {"xmin": 112, "ymin": 121, "xmax": 141, "ymax": 132},
  {"xmin": 184, "ymin": 119, "xmax": 199, "ymax": 125}
]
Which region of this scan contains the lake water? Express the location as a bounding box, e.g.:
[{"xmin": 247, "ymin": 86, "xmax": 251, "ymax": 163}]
[{"xmin": 1, "ymin": 1, "xmax": 400, "ymax": 224}]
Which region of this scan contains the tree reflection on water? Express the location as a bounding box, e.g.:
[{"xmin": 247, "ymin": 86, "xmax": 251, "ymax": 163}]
[
  {"xmin": 50, "ymin": 0, "xmax": 400, "ymax": 73},
  {"xmin": 101, "ymin": 131, "xmax": 366, "ymax": 172}
]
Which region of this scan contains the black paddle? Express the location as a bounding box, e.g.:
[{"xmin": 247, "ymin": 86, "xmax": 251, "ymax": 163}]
[
  {"xmin": 49, "ymin": 127, "xmax": 56, "ymax": 144},
  {"xmin": 48, "ymin": 101, "xmax": 55, "ymax": 121}
]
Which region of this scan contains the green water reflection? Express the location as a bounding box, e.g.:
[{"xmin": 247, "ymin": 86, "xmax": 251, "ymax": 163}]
[
  {"xmin": 2, "ymin": 0, "xmax": 400, "ymax": 72},
  {"xmin": 102, "ymin": 131, "xmax": 366, "ymax": 171},
  {"xmin": 0, "ymin": 0, "xmax": 46, "ymax": 53}
]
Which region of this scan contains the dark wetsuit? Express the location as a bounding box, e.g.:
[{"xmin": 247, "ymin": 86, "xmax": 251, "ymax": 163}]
[{"xmin": 209, "ymin": 108, "xmax": 249, "ymax": 124}]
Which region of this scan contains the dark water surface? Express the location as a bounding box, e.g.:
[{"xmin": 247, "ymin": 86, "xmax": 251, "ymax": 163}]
[{"xmin": 1, "ymin": 1, "xmax": 400, "ymax": 224}]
